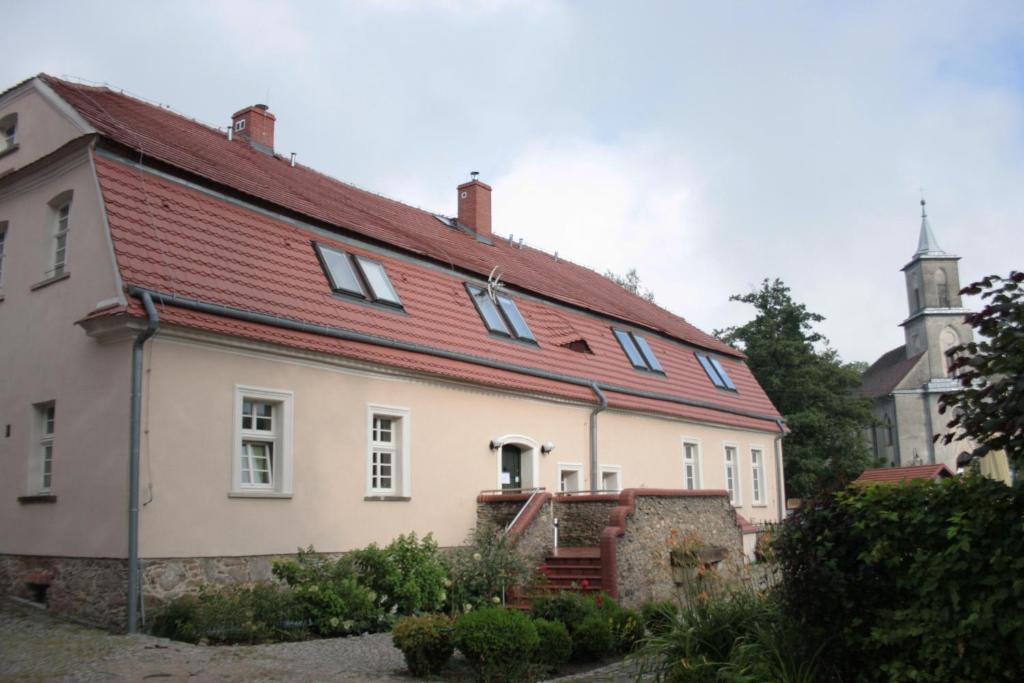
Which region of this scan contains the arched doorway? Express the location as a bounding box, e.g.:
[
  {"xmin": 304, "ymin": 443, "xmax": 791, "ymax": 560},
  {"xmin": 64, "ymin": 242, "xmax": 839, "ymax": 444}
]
[
  {"xmin": 501, "ymin": 444, "xmax": 523, "ymax": 491},
  {"xmin": 491, "ymin": 435, "xmax": 539, "ymax": 491}
]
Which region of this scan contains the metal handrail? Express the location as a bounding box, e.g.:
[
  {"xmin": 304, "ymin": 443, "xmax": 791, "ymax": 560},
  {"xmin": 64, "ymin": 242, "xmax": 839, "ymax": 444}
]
[
  {"xmin": 505, "ymin": 487, "xmax": 547, "ymax": 532},
  {"xmin": 555, "ymin": 489, "xmax": 621, "ymax": 496},
  {"xmin": 478, "ymin": 487, "xmax": 546, "ymax": 496}
]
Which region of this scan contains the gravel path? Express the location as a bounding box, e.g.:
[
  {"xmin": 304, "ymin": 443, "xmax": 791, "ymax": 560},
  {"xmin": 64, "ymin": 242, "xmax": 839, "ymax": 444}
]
[{"xmin": 0, "ymin": 600, "xmax": 637, "ymax": 682}]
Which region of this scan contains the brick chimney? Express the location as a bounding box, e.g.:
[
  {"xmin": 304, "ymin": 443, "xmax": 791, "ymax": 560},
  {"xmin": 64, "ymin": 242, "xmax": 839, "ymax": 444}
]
[
  {"xmin": 231, "ymin": 104, "xmax": 276, "ymax": 154},
  {"xmin": 457, "ymin": 177, "xmax": 492, "ymax": 238}
]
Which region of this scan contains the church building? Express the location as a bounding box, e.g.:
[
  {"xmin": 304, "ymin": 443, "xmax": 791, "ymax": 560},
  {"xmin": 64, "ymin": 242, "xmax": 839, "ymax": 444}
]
[{"xmin": 858, "ymin": 201, "xmax": 975, "ymax": 471}]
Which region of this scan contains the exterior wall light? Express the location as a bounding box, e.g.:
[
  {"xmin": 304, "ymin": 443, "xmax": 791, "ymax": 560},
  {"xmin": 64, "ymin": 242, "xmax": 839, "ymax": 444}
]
[
  {"xmin": 541, "ymin": 442, "xmax": 555, "ymax": 455},
  {"xmin": 489, "ymin": 439, "xmax": 501, "ymax": 451}
]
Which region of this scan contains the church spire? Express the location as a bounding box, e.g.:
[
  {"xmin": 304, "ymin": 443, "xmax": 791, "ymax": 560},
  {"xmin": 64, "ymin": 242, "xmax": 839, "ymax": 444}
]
[{"xmin": 914, "ymin": 198, "xmax": 945, "ymax": 257}]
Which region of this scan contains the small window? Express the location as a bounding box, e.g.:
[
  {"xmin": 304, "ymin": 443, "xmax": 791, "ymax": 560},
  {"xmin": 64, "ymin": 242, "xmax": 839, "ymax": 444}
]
[
  {"xmin": 613, "ymin": 328, "xmax": 665, "ymax": 373},
  {"xmin": 600, "ymin": 465, "xmax": 622, "ymax": 492},
  {"xmin": 314, "ymin": 243, "xmax": 403, "ymax": 307},
  {"xmin": 696, "ymin": 352, "xmax": 737, "ymax": 391},
  {"xmin": 0, "ymin": 113, "xmax": 15, "ymax": 150},
  {"xmin": 683, "ymin": 440, "xmax": 701, "ymax": 490},
  {"xmin": 724, "ymin": 445, "xmax": 740, "ymax": 505},
  {"xmin": 233, "ymin": 387, "xmax": 293, "ymax": 496},
  {"xmin": 234, "ymin": 119, "xmax": 246, "ymax": 131},
  {"xmin": 558, "ymin": 463, "xmax": 584, "ymax": 493},
  {"xmin": 48, "ymin": 193, "xmax": 73, "ymax": 279},
  {"xmin": 0, "ymin": 221, "xmax": 7, "ymax": 288},
  {"xmin": 467, "ymin": 285, "xmax": 535, "ymax": 342},
  {"xmin": 34, "ymin": 403, "xmax": 56, "ymax": 494},
  {"xmin": 367, "ymin": 405, "xmax": 410, "ymax": 497},
  {"xmin": 751, "ymin": 448, "xmax": 766, "ymax": 505}
]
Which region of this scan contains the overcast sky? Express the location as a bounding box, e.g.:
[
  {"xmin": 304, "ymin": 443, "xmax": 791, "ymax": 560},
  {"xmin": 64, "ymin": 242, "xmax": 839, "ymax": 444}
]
[{"xmin": 6, "ymin": 1, "xmax": 1022, "ymax": 363}]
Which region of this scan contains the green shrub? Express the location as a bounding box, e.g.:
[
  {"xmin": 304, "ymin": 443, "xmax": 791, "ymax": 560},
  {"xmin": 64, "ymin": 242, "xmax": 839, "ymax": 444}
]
[
  {"xmin": 272, "ymin": 547, "xmax": 384, "ymax": 636},
  {"xmin": 392, "ymin": 614, "xmax": 455, "ymax": 677},
  {"xmin": 597, "ymin": 597, "xmax": 643, "ymax": 653},
  {"xmin": 776, "ymin": 475, "xmax": 1024, "ymax": 682},
  {"xmin": 446, "ymin": 524, "xmax": 531, "ymax": 610},
  {"xmin": 148, "ymin": 583, "xmax": 308, "ymax": 644},
  {"xmin": 454, "ymin": 607, "xmax": 539, "ymax": 682},
  {"xmin": 571, "ymin": 612, "xmax": 613, "ymax": 662},
  {"xmin": 529, "ymin": 591, "xmax": 596, "ymax": 632},
  {"xmin": 640, "ymin": 600, "xmax": 679, "ymax": 636},
  {"xmin": 531, "ymin": 618, "xmax": 572, "ymax": 671},
  {"xmin": 350, "ymin": 532, "xmax": 449, "ymax": 615},
  {"xmin": 631, "ymin": 589, "xmax": 784, "ymax": 682}
]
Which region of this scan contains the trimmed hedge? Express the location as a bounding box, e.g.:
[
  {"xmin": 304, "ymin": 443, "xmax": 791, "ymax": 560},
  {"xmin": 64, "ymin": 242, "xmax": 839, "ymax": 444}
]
[
  {"xmin": 776, "ymin": 475, "xmax": 1024, "ymax": 682},
  {"xmin": 454, "ymin": 607, "xmax": 539, "ymax": 682},
  {"xmin": 532, "ymin": 618, "xmax": 572, "ymax": 671},
  {"xmin": 392, "ymin": 614, "xmax": 455, "ymax": 677}
]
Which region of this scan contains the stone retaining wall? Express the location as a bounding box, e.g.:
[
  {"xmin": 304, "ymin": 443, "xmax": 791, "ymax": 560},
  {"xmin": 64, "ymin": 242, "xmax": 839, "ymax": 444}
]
[
  {"xmin": 0, "ymin": 554, "xmax": 127, "ymax": 630},
  {"xmin": 475, "ymin": 499, "xmax": 524, "ymax": 530},
  {"xmin": 554, "ymin": 497, "xmax": 619, "ymax": 547},
  {"xmin": 609, "ymin": 492, "xmax": 744, "ymax": 608}
]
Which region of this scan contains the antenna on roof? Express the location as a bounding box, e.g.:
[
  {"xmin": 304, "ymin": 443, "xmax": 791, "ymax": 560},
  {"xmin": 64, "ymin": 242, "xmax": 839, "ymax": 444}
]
[{"xmin": 486, "ymin": 266, "xmax": 505, "ymax": 304}]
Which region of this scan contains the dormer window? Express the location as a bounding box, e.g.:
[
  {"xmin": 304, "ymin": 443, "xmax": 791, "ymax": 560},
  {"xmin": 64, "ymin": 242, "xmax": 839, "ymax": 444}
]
[
  {"xmin": 613, "ymin": 328, "xmax": 664, "ymax": 373},
  {"xmin": 0, "ymin": 113, "xmax": 16, "ymax": 151},
  {"xmin": 314, "ymin": 243, "xmax": 402, "ymax": 307},
  {"xmin": 696, "ymin": 352, "xmax": 737, "ymax": 391},
  {"xmin": 467, "ymin": 284, "xmax": 535, "ymax": 342},
  {"xmin": 234, "ymin": 119, "xmax": 246, "ymax": 132}
]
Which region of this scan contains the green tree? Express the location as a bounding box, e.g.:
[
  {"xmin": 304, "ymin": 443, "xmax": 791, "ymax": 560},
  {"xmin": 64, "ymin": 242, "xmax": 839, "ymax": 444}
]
[
  {"xmin": 938, "ymin": 271, "xmax": 1024, "ymax": 467},
  {"xmin": 604, "ymin": 267, "xmax": 655, "ymax": 302},
  {"xmin": 717, "ymin": 278, "xmax": 876, "ymax": 498}
]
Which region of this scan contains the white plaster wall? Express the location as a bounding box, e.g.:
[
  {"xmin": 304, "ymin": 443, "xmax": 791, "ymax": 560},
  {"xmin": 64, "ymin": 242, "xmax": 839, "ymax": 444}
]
[
  {"xmin": 136, "ymin": 334, "xmax": 783, "ymax": 558},
  {"xmin": 0, "ymin": 83, "xmax": 86, "ymax": 176},
  {"xmin": 0, "ymin": 152, "xmax": 129, "ymax": 557}
]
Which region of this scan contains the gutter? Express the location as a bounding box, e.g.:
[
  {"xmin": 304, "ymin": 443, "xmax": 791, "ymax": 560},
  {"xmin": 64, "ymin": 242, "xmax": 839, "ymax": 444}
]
[
  {"xmin": 773, "ymin": 418, "xmax": 787, "ymax": 520},
  {"xmin": 128, "ymin": 291, "xmax": 159, "ymax": 633},
  {"xmin": 124, "ymin": 286, "xmax": 783, "ymax": 427},
  {"xmin": 589, "ymin": 383, "xmax": 608, "ymax": 489}
]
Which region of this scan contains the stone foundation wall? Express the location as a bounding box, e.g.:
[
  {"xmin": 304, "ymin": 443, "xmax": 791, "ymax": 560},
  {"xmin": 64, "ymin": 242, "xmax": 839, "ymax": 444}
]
[
  {"xmin": 511, "ymin": 499, "xmax": 554, "ymax": 570},
  {"xmin": 612, "ymin": 493, "xmax": 744, "ymax": 608},
  {"xmin": 475, "ymin": 499, "xmax": 524, "ymax": 530},
  {"xmin": 0, "ymin": 554, "xmax": 128, "ymax": 630},
  {"xmin": 555, "ymin": 497, "xmax": 619, "ymax": 547}
]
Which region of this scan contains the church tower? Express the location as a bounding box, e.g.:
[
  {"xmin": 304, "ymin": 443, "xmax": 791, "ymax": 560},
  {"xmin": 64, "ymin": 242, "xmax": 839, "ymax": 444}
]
[{"xmin": 900, "ymin": 199, "xmax": 973, "ymax": 382}]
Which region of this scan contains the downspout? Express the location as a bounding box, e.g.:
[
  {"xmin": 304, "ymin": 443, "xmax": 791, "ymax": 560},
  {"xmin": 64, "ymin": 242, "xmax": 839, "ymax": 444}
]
[
  {"xmin": 589, "ymin": 383, "xmax": 608, "ymax": 491},
  {"xmin": 128, "ymin": 292, "xmax": 159, "ymax": 634},
  {"xmin": 773, "ymin": 418, "xmax": 786, "ymax": 520}
]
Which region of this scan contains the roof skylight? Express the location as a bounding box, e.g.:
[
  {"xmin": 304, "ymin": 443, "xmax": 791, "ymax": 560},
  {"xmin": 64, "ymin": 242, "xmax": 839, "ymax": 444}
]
[
  {"xmin": 315, "ymin": 243, "xmax": 402, "ymax": 307},
  {"xmin": 613, "ymin": 328, "xmax": 665, "ymax": 373},
  {"xmin": 696, "ymin": 352, "xmax": 737, "ymax": 391},
  {"xmin": 467, "ymin": 285, "xmax": 536, "ymax": 342}
]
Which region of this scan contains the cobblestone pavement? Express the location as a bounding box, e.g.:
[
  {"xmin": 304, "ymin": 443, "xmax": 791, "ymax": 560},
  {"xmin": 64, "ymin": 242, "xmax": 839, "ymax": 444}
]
[{"xmin": 0, "ymin": 601, "xmax": 637, "ymax": 682}]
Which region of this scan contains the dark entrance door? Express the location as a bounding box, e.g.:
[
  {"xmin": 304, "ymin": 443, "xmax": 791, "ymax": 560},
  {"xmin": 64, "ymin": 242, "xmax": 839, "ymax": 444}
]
[{"xmin": 501, "ymin": 444, "xmax": 522, "ymax": 491}]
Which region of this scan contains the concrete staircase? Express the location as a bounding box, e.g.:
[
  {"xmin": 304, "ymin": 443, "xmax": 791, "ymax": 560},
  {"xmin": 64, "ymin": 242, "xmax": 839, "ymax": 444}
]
[{"xmin": 508, "ymin": 546, "xmax": 604, "ymax": 610}]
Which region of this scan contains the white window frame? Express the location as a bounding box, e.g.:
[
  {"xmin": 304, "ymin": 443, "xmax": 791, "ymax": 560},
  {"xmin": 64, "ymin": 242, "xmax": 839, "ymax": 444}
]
[
  {"xmin": 0, "ymin": 220, "xmax": 7, "ymax": 289},
  {"xmin": 682, "ymin": 438, "xmax": 703, "ymax": 490},
  {"xmin": 31, "ymin": 402, "xmax": 56, "ymax": 494},
  {"xmin": 557, "ymin": 462, "xmax": 585, "ymax": 493},
  {"xmin": 599, "ymin": 464, "xmax": 622, "ymax": 492},
  {"xmin": 366, "ymin": 404, "xmax": 411, "ymax": 498},
  {"xmin": 231, "ymin": 386, "xmax": 293, "ymax": 497},
  {"xmin": 47, "ymin": 192, "xmax": 73, "ymax": 279},
  {"xmin": 751, "ymin": 446, "xmax": 767, "ymax": 506},
  {"xmin": 723, "ymin": 443, "xmax": 741, "ymax": 506},
  {"xmin": 0, "ymin": 113, "xmax": 15, "ymax": 150}
]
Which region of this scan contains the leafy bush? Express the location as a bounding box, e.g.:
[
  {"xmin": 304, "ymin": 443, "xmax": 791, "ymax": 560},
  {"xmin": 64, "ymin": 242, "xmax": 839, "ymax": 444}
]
[
  {"xmin": 531, "ymin": 618, "xmax": 572, "ymax": 671},
  {"xmin": 631, "ymin": 589, "xmax": 785, "ymax": 682},
  {"xmin": 776, "ymin": 475, "xmax": 1024, "ymax": 682},
  {"xmin": 350, "ymin": 532, "xmax": 448, "ymax": 615},
  {"xmin": 149, "ymin": 583, "xmax": 308, "ymax": 644},
  {"xmin": 640, "ymin": 600, "xmax": 679, "ymax": 636},
  {"xmin": 454, "ymin": 607, "xmax": 539, "ymax": 682},
  {"xmin": 392, "ymin": 614, "xmax": 455, "ymax": 677},
  {"xmin": 571, "ymin": 612, "xmax": 613, "ymax": 662},
  {"xmin": 446, "ymin": 524, "xmax": 530, "ymax": 609},
  {"xmin": 272, "ymin": 547, "xmax": 384, "ymax": 636},
  {"xmin": 597, "ymin": 596, "xmax": 644, "ymax": 653},
  {"xmin": 529, "ymin": 591, "xmax": 596, "ymax": 632}
]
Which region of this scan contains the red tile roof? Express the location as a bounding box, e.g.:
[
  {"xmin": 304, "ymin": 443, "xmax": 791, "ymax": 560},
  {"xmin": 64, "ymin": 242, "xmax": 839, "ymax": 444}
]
[
  {"xmin": 854, "ymin": 464, "xmax": 953, "ymax": 484},
  {"xmin": 40, "ymin": 74, "xmax": 737, "ymax": 358},
  {"xmin": 33, "ymin": 74, "xmax": 783, "ymax": 431}
]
